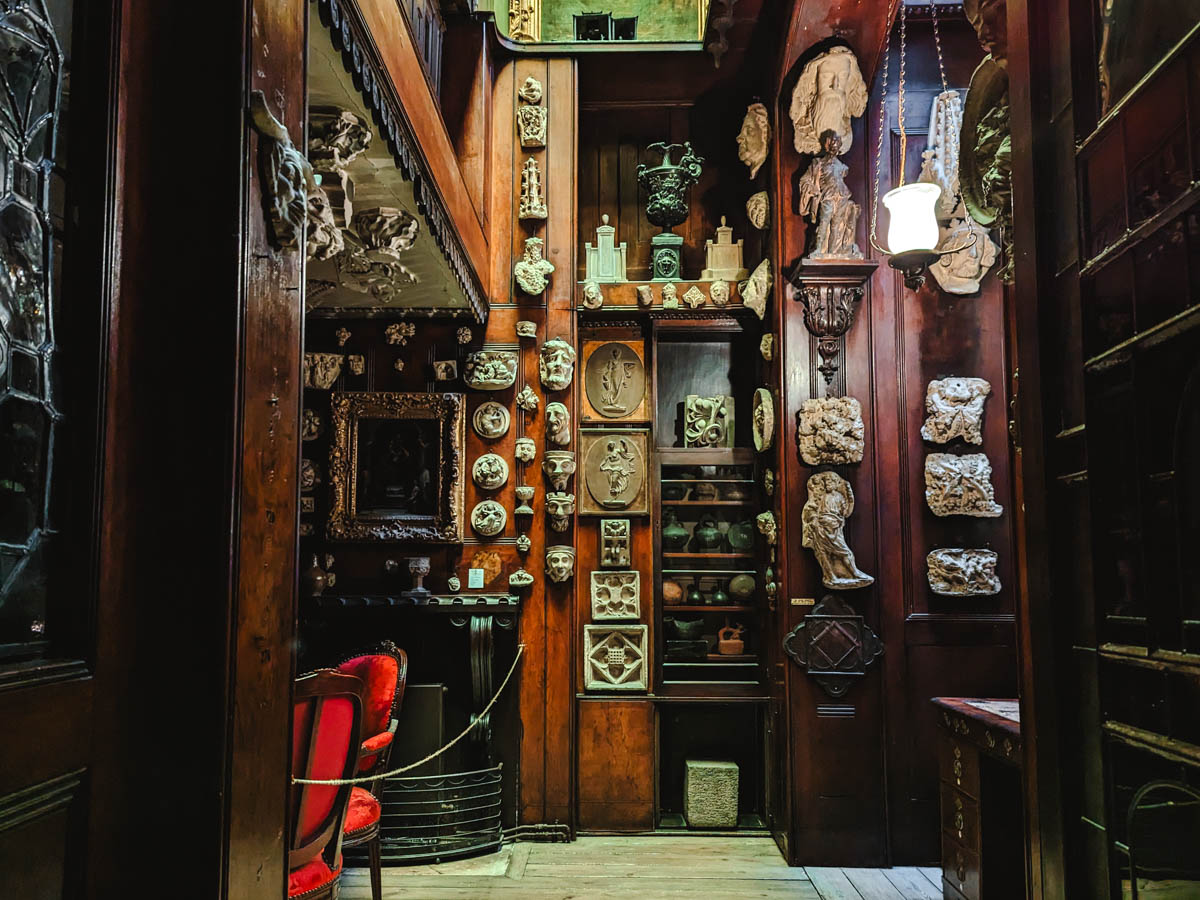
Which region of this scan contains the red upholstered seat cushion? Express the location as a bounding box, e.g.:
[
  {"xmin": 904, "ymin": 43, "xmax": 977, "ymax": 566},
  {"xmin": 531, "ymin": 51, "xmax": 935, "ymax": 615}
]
[
  {"xmin": 337, "ymin": 654, "xmax": 399, "ymax": 771},
  {"xmin": 362, "ymin": 731, "xmax": 393, "ymax": 754},
  {"xmin": 288, "ymin": 856, "xmax": 341, "ymax": 897},
  {"xmin": 344, "ymin": 786, "xmax": 381, "ymax": 836}
]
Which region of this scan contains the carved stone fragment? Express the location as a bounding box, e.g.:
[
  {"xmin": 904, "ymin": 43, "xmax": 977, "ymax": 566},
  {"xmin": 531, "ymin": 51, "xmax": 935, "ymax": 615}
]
[
  {"xmin": 684, "ymin": 395, "xmax": 734, "ymax": 448},
  {"xmin": 683, "ymin": 285, "xmax": 706, "ymax": 309},
  {"xmin": 763, "ymin": 468, "xmax": 776, "ymax": 497},
  {"xmin": 930, "ymin": 213, "xmax": 1000, "ymax": 295},
  {"xmin": 306, "ymin": 186, "xmax": 344, "ymax": 261},
  {"xmin": 601, "ymin": 519, "xmax": 631, "ymax": 568},
  {"xmin": 352, "ymin": 207, "xmax": 419, "ymax": 261},
  {"xmin": 583, "ymin": 434, "xmax": 645, "ymax": 511},
  {"xmin": 752, "ymin": 388, "xmax": 775, "ymax": 452},
  {"xmin": 471, "ymin": 500, "xmax": 507, "ymax": 537},
  {"xmin": 385, "ymin": 323, "xmax": 416, "ymax": 346},
  {"xmin": 516, "ymin": 320, "xmax": 537, "ymax": 339},
  {"xmin": 393, "ymin": 359, "xmax": 406, "ymax": 373},
  {"xmin": 539, "ymin": 337, "xmax": 576, "ymax": 391},
  {"xmin": 304, "ymin": 353, "xmax": 344, "ymax": 389},
  {"xmin": 685, "ymin": 760, "xmax": 739, "ymax": 828},
  {"xmin": 737, "ymin": 102, "xmax": 770, "ymax": 179},
  {"xmin": 546, "ymin": 545, "xmax": 576, "ymax": 584},
  {"xmin": 301, "ymin": 459, "xmax": 319, "ymax": 492},
  {"xmin": 517, "ymin": 105, "xmax": 547, "ymax": 149},
  {"xmin": 302, "ymin": 409, "xmax": 322, "ymax": 441},
  {"xmin": 542, "ymin": 450, "xmax": 576, "ymax": 492},
  {"xmin": 789, "ymin": 45, "xmax": 868, "ymax": 155},
  {"xmin": 514, "ymin": 237, "xmax": 555, "ymax": 295},
  {"xmin": 515, "ymin": 384, "xmax": 539, "ymax": 413},
  {"xmin": 760, "ymin": 334, "xmax": 774, "ymax": 361},
  {"xmin": 585, "ymin": 342, "xmax": 645, "ymax": 419},
  {"xmin": 472, "ymin": 454, "xmax": 510, "ymax": 491},
  {"xmin": 463, "ymin": 351, "xmax": 518, "ymax": 390},
  {"xmin": 740, "ymin": 258, "xmax": 771, "ymax": 320},
  {"xmin": 661, "ymin": 282, "xmax": 679, "ymax": 309},
  {"xmin": 797, "ymin": 131, "xmax": 862, "ymax": 260},
  {"xmin": 709, "ymin": 280, "xmax": 729, "ymax": 307},
  {"xmin": 509, "ymin": 568, "xmax": 534, "ymax": 588},
  {"xmin": 335, "ymin": 327, "xmax": 351, "ymax": 347},
  {"xmin": 546, "ymin": 491, "xmax": 575, "ymax": 532},
  {"xmin": 457, "ymin": 326, "xmax": 472, "ymax": 345},
  {"xmin": 636, "ymin": 284, "xmax": 653, "ymax": 307},
  {"xmin": 922, "ymin": 377, "xmax": 991, "ymax": 445},
  {"xmin": 919, "ymin": 90, "xmax": 965, "ymax": 221},
  {"xmin": 584, "ymin": 625, "xmax": 648, "ymax": 691},
  {"xmin": 248, "ymin": 91, "xmax": 316, "ymax": 251},
  {"xmin": 473, "ymin": 401, "xmax": 510, "ymax": 439},
  {"xmin": 518, "ymin": 75, "xmax": 543, "ymax": 104},
  {"xmin": 516, "ymin": 533, "xmax": 532, "ymax": 553},
  {"xmin": 514, "ymin": 437, "xmax": 536, "ymax": 464},
  {"xmin": 746, "ymin": 191, "xmax": 769, "ymax": 230},
  {"xmin": 584, "ymin": 215, "xmax": 628, "ymax": 283},
  {"xmin": 519, "ymin": 157, "xmax": 548, "ymax": 220},
  {"xmin": 591, "ymin": 571, "xmax": 641, "ymax": 620},
  {"xmin": 756, "ymin": 510, "xmax": 777, "ymax": 545},
  {"xmin": 432, "ymin": 360, "xmax": 456, "ymax": 381},
  {"xmin": 802, "ymin": 472, "xmax": 873, "ymax": 589},
  {"xmin": 701, "ymin": 217, "xmax": 748, "ymax": 281},
  {"xmin": 925, "ymin": 453, "xmax": 1004, "ymax": 518},
  {"xmin": 797, "ymin": 397, "xmax": 865, "ymax": 465},
  {"xmin": 308, "ymin": 107, "xmax": 372, "ymax": 176},
  {"xmin": 927, "ymin": 548, "xmax": 1001, "ymax": 596},
  {"xmin": 546, "ymin": 402, "xmax": 571, "ymax": 446},
  {"xmin": 582, "ymin": 281, "xmax": 604, "ymax": 310},
  {"xmin": 347, "ymin": 354, "xmax": 365, "ymax": 376}
]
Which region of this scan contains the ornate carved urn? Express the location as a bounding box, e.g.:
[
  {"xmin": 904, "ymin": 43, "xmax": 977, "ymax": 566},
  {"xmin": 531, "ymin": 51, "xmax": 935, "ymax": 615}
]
[{"xmin": 636, "ymin": 141, "xmax": 704, "ymax": 281}]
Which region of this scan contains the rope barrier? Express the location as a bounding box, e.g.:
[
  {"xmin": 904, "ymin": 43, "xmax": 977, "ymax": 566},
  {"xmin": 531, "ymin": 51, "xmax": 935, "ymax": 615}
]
[{"xmin": 293, "ymin": 643, "xmax": 525, "ymax": 786}]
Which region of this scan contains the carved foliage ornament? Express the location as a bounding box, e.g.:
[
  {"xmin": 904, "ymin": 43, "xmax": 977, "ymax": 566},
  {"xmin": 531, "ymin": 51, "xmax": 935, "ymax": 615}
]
[
  {"xmin": 922, "ymin": 377, "xmax": 991, "ymax": 445},
  {"xmin": 925, "ymin": 453, "xmax": 1004, "ymax": 518},
  {"xmin": 797, "ymin": 396, "xmax": 865, "ymax": 466},
  {"xmin": 684, "ymin": 395, "xmax": 733, "ymax": 448},
  {"xmin": 789, "ymin": 46, "xmax": 868, "ymax": 155},
  {"xmin": 249, "ymin": 91, "xmax": 317, "ymax": 251},
  {"xmin": 802, "ymin": 472, "xmax": 873, "ymax": 589},
  {"xmin": 591, "ymin": 571, "xmax": 641, "ymax": 620},
  {"xmin": 601, "ymin": 518, "xmax": 631, "ymax": 568},
  {"xmin": 795, "ymin": 281, "xmax": 864, "ymax": 383},
  {"xmin": 584, "ymin": 625, "xmax": 648, "ymax": 691},
  {"xmin": 304, "ymin": 353, "xmax": 344, "ymax": 390},
  {"xmin": 927, "ymin": 549, "xmax": 1001, "ymax": 596},
  {"xmin": 782, "ymin": 594, "xmax": 883, "ymax": 698},
  {"xmin": 352, "ymin": 207, "xmax": 419, "ymax": 261},
  {"xmin": 308, "ymin": 107, "xmax": 372, "ymax": 175},
  {"xmin": 516, "ymin": 384, "xmax": 539, "ymax": 413}
]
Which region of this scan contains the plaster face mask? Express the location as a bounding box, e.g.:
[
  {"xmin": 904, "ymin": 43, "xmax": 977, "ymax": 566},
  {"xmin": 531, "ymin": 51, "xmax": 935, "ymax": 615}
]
[
  {"xmin": 546, "ymin": 492, "xmax": 575, "ymax": 532},
  {"xmin": 545, "ymin": 546, "xmax": 576, "ymax": 583},
  {"xmin": 542, "ymin": 451, "xmax": 576, "ymax": 491}
]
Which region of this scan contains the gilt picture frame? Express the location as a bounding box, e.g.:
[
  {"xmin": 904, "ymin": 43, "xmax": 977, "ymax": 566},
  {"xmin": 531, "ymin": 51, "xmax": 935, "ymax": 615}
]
[{"xmin": 327, "ymin": 391, "xmax": 465, "ymax": 542}]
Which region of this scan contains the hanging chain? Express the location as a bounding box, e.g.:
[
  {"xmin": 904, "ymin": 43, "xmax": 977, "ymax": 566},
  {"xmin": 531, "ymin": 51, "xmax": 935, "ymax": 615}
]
[
  {"xmin": 929, "ymin": 0, "xmax": 949, "ymax": 94},
  {"xmin": 869, "ymin": 1, "xmax": 898, "ymax": 250},
  {"xmin": 897, "ymin": 0, "xmax": 908, "ymax": 186}
]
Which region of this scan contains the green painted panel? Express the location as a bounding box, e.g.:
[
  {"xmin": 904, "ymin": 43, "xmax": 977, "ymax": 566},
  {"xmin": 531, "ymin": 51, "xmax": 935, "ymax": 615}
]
[{"xmin": 539, "ymin": 0, "xmax": 700, "ymax": 42}]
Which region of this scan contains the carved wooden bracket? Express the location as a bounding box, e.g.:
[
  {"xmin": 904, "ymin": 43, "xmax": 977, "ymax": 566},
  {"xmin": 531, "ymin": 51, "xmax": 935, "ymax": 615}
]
[
  {"xmin": 248, "ymin": 91, "xmax": 317, "ymax": 252},
  {"xmin": 786, "ymin": 259, "xmax": 877, "ymax": 384},
  {"xmin": 782, "ymin": 593, "xmax": 883, "ymax": 698}
]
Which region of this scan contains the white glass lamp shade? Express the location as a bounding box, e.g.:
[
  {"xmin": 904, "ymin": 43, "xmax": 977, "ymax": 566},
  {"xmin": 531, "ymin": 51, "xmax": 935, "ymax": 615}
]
[{"xmin": 883, "ymin": 183, "xmax": 941, "ymax": 254}]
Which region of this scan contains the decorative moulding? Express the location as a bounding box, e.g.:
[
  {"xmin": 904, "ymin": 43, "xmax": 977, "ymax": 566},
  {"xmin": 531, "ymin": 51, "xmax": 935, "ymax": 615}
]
[
  {"xmin": 782, "ymin": 594, "xmax": 882, "ymax": 698},
  {"xmin": 752, "ymin": 388, "xmax": 775, "ymax": 452},
  {"xmin": 471, "ymin": 500, "xmax": 507, "ymax": 537},
  {"xmin": 546, "ymin": 402, "xmax": 571, "ymax": 446},
  {"xmin": 473, "ymin": 401, "xmax": 510, "ymax": 439},
  {"xmin": 740, "ymin": 258, "xmax": 771, "ymax": 320},
  {"xmin": 584, "ymin": 215, "xmax": 628, "ymax": 284},
  {"xmin": 393, "ymin": 359, "xmax": 406, "ymax": 373},
  {"xmin": 786, "ymin": 259, "xmax": 878, "ymax": 384},
  {"xmin": 760, "ymin": 334, "xmax": 774, "ymax": 361},
  {"xmin": 519, "ymin": 157, "xmax": 548, "ymax": 220},
  {"xmin": 922, "ymin": 377, "xmax": 991, "ymax": 445},
  {"xmin": 582, "ymin": 340, "xmax": 648, "ymax": 422},
  {"xmin": 546, "ymin": 545, "xmax": 576, "ymax": 584},
  {"xmin": 538, "ymin": 338, "xmax": 576, "ymax": 392},
  {"xmin": 700, "ymin": 217, "xmax": 749, "ymax": 281},
  {"xmin": 802, "ymin": 472, "xmax": 873, "ymax": 589},
  {"xmin": 514, "ymin": 237, "xmax": 555, "ymax": 296},
  {"xmin": 472, "ymin": 453, "xmax": 509, "ymax": 491},
  {"xmin": 463, "ymin": 351, "xmax": 518, "ymax": 390},
  {"xmin": 737, "ymin": 102, "xmax": 770, "ymax": 180},
  {"xmin": 580, "ymin": 431, "xmax": 649, "ymax": 516},
  {"xmin": 600, "ymin": 519, "xmax": 631, "ymax": 568},
  {"xmin": 385, "ymin": 322, "xmax": 416, "ymax": 346},
  {"xmin": 456, "ymin": 326, "xmax": 472, "ymax": 345},
  {"xmin": 584, "ymin": 625, "xmax": 648, "ymax": 691},
  {"xmin": 927, "ymin": 549, "xmax": 1001, "ymax": 596},
  {"xmin": 334, "ymin": 326, "xmax": 352, "ymax": 346},
  {"xmin": 590, "ymin": 571, "xmax": 641, "ymax": 620},
  {"xmin": 925, "ymin": 453, "xmax": 1004, "ymax": 518},
  {"xmin": 789, "ymin": 45, "xmax": 867, "ymax": 155},
  {"xmin": 302, "ymin": 409, "xmax": 322, "ymax": 441},
  {"xmin": 797, "ymin": 396, "xmax": 865, "ymax": 465}
]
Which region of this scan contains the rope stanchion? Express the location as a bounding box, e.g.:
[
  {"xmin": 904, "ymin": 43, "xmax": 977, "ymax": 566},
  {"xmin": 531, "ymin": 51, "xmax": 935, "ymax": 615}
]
[{"xmin": 293, "ymin": 643, "xmax": 525, "ymax": 786}]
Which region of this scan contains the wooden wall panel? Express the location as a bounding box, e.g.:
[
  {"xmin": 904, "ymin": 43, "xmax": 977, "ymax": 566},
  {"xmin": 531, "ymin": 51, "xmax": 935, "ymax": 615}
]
[{"xmin": 577, "ymin": 700, "xmax": 655, "ymax": 831}]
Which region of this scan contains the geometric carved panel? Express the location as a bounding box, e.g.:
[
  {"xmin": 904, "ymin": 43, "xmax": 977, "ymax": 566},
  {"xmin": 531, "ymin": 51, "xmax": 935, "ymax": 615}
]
[
  {"xmin": 590, "ymin": 571, "xmax": 640, "ymax": 620},
  {"xmin": 782, "ymin": 594, "xmax": 883, "ymax": 698},
  {"xmin": 584, "ymin": 625, "xmax": 648, "ymax": 691}
]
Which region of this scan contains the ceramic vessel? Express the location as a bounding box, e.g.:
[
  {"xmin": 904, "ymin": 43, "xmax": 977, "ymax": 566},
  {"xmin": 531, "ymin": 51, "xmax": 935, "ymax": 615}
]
[
  {"xmin": 662, "ymin": 580, "xmax": 684, "ymax": 605},
  {"xmin": 671, "ymin": 618, "xmax": 706, "ymax": 641},
  {"xmin": 710, "ymin": 583, "xmax": 730, "ymax": 606},
  {"xmin": 717, "ymin": 625, "xmax": 745, "ymax": 656},
  {"xmin": 662, "ymin": 508, "xmax": 691, "ymax": 551},
  {"xmin": 726, "ymin": 519, "xmax": 756, "ymax": 552},
  {"xmin": 728, "ymin": 574, "xmax": 756, "ymax": 600},
  {"xmin": 691, "ymin": 517, "xmax": 724, "ymax": 552},
  {"xmin": 301, "ymin": 555, "xmax": 327, "ymax": 598},
  {"xmin": 687, "ymin": 581, "xmax": 705, "ymax": 605}
]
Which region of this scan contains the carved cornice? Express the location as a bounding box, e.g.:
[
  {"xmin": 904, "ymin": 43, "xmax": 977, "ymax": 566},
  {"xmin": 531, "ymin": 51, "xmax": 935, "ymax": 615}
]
[{"xmin": 315, "ymin": 0, "xmax": 487, "ymax": 323}]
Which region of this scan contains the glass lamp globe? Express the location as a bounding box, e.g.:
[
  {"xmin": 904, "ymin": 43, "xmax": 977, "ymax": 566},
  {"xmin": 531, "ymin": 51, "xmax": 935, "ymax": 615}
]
[{"xmin": 883, "ymin": 182, "xmax": 941, "ymax": 254}]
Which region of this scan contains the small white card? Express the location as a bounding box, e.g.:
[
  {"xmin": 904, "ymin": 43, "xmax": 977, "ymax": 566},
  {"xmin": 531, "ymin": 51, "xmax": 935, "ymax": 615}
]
[{"xmin": 467, "ymin": 568, "xmax": 484, "ymax": 589}]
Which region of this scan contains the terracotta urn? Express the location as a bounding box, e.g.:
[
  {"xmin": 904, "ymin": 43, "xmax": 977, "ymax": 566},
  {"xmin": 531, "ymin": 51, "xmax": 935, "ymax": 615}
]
[{"xmin": 662, "ymin": 579, "xmax": 684, "ymax": 605}]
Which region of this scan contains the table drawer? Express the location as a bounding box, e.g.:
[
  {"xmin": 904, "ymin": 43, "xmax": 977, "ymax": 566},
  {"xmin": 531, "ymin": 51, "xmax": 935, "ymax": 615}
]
[
  {"xmin": 939, "ymin": 735, "xmax": 979, "ymax": 799},
  {"xmin": 942, "ymin": 834, "xmax": 981, "ymax": 900},
  {"xmin": 940, "ymin": 783, "xmax": 980, "ymax": 850}
]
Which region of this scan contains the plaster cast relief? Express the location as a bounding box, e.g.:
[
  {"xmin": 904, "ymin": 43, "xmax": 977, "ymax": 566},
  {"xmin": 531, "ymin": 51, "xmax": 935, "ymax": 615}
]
[
  {"xmin": 661, "ymin": 282, "xmax": 679, "ymax": 309},
  {"xmin": 457, "ymin": 326, "xmax": 473, "ymax": 345},
  {"xmin": 685, "ymin": 395, "xmax": 734, "ymax": 448},
  {"xmin": 514, "ymin": 437, "xmax": 536, "ymax": 464},
  {"xmin": 930, "ymin": 213, "xmax": 1000, "ymax": 295},
  {"xmin": 701, "ymin": 217, "xmax": 748, "ymax": 281},
  {"xmin": 517, "ymin": 104, "xmax": 547, "ymax": 149},
  {"xmin": 925, "ymin": 453, "xmax": 1004, "ymax": 518},
  {"xmin": 584, "ymin": 625, "xmax": 648, "ymax": 691},
  {"xmin": 302, "ymin": 409, "xmax": 322, "ymax": 441},
  {"xmin": 737, "ymin": 102, "xmax": 770, "ymax": 180},
  {"xmin": 301, "ymin": 459, "xmax": 319, "ymax": 492},
  {"xmin": 518, "ymin": 75, "xmax": 543, "ymax": 104},
  {"xmin": 347, "ymin": 355, "xmax": 365, "ymax": 376},
  {"xmin": 539, "ymin": 338, "xmax": 577, "ymax": 391},
  {"xmin": 514, "ymin": 485, "xmax": 535, "ymax": 516},
  {"xmin": 921, "ymin": 377, "xmax": 991, "ymax": 445},
  {"xmin": 303, "ymin": 353, "xmax": 344, "ymax": 390},
  {"xmin": 601, "ymin": 519, "xmax": 631, "ymax": 568},
  {"xmin": 473, "ymin": 401, "xmax": 511, "ymax": 439},
  {"xmin": 585, "ymin": 342, "xmax": 645, "ymax": 419},
  {"xmin": 927, "ymin": 548, "xmax": 1001, "ymax": 596},
  {"xmin": 546, "ymin": 492, "xmax": 575, "ymax": 532},
  {"xmin": 335, "ymin": 327, "xmax": 351, "ymax": 347},
  {"xmin": 510, "ymin": 0, "xmax": 539, "ymax": 42},
  {"xmin": 746, "ymin": 191, "xmax": 769, "ymax": 230},
  {"xmin": 919, "ymin": 90, "xmax": 965, "ymax": 221},
  {"xmin": 432, "ymin": 360, "xmax": 456, "ymax": 381},
  {"xmin": 763, "ymin": 468, "xmax": 776, "ymax": 497},
  {"xmin": 516, "ymin": 533, "xmax": 531, "ymax": 553},
  {"xmin": 756, "ymin": 510, "xmax": 777, "ymax": 545},
  {"xmin": 515, "ymin": 384, "xmax": 539, "ymax": 413},
  {"xmin": 308, "ymin": 107, "xmax": 372, "ymax": 177},
  {"xmin": 798, "ymin": 131, "xmax": 862, "ymax": 260},
  {"xmin": 542, "ymin": 450, "xmax": 576, "ymax": 492},
  {"xmin": 519, "ymin": 157, "xmax": 548, "ymax": 220},
  {"xmin": 636, "ymin": 284, "xmax": 654, "ymax": 307},
  {"xmin": 516, "ymin": 320, "xmax": 537, "ymax": 339},
  {"xmin": 509, "ymin": 568, "xmax": 535, "ymax": 588},
  {"xmin": 301, "ymin": 496, "xmax": 315, "ymax": 514},
  {"xmin": 385, "ymin": 322, "xmax": 415, "ymax": 346},
  {"xmin": 582, "ymin": 280, "xmax": 604, "ymax": 310},
  {"xmin": 752, "ymin": 388, "xmax": 775, "ymax": 452},
  {"xmin": 789, "ymin": 45, "xmax": 868, "ymax": 155},
  {"xmin": 471, "ymin": 500, "xmax": 507, "ymax": 537},
  {"xmin": 709, "ymin": 279, "xmax": 730, "ymax": 307},
  {"xmin": 546, "ymin": 546, "xmax": 576, "ymax": 584},
  {"xmin": 584, "ymin": 435, "xmax": 645, "ymax": 510},
  {"xmin": 740, "ymin": 258, "xmax": 771, "ymax": 320},
  {"xmin": 514, "ymin": 237, "xmax": 555, "ymax": 295},
  {"xmin": 683, "ymin": 285, "xmax": 706, "ymax": 309},
  {"xmin": 248, "ymin": 92, "xmax": 316, "ymax": 252},
  {"xmin": 797, "ymin": 397, "xmax": 865, "ymax": 466},
  {"xmin": 463, "ymin": 351, "xmax": 518, "ymax": 391},
  {"xmin": 472, "ymin": 453, "xmax": 510, "ymax": 491},
  {"xmin": 393, "ymin": 359, "xmax": 406, "ymax": 373},
  {"xmin": 306, "ymin": 186, "xmax": 344, "ymax": 261},
  {"xmin": 546, "ymin": 402, "xmax": 571, "ymax": 446},
  {"xmin": 802, "ymin": 472, "xmax": 874, "ymax": 589},
  {"xmin": 591, "ymin": 571, "xmax": 641, "ymax": 620},
  {"xmin": 352, "ymin": 207, "xmax": 420, "ymax": 261},
  {"xmin": 760, "ymin": 334, "xmax": 774, "ymax": 361}
]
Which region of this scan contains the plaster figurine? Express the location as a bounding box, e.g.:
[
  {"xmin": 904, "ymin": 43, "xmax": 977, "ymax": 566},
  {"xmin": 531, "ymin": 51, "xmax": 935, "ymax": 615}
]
[
  {"xmin": 921, "ymin": 377, "xmax": 992, "ymax": 445},
  {"xmin": 582, "ymin": 280, "xmax": 604, "ymax": 310},
  {"xmin": 519, "ymin": 157, "xmax": 548, "ymax": 220},
  {"xmin": 542, "ymin": 450, "xmax": 576, "ymax": 492},
  {"xmin": 546, "ymin": 546, "xmax": 576, "ymax": 584},
  {"xmin": 790, "ymin": 45, "xmax": 868, "ymax": 155},
  {"xmin": 925, "ymin": 453, "xmax": 1004, "ymax": 518},
  {"xmin": 546, "ymin": 402, "xmax": 571, "ymax": 446},
  {"xmin": 746, "ymin": 191, "xmax": 769, "ymax": 230},
  {"xmin": 801, "ymin": 471, "xmax": 874, "ymax": 589},
  {"xmin": 797, "ymin": 131, "xmax": 862, "ymax": 260},
  {"xmin": 538, "ymin": 337, "xmax": 577, "ymax": 391},
  {"xmin": 514, "ymin": 437, "xmax": 536, "ymax": 464},
  {"xmin": 927, "ymin": 548, "xmax": 1001, "ymax": 596},
  {"xmin": 514, "ymin": 237, "xmax": 555, "ymax": 295},
  {"xmin": 740, "ymin": 258, "xmax": 771, "ymax": 320},
  {"xmin": 737, "ymin": 102, "xmax": 770, "ymax": 180},
  {"xmin": 516, "ymin": 384, "xmax": 539, "ymax": 413},
  {"xmin": 797, "ymin": 396, "xmax": 865, "ymax": 465},
  {"xmin": 709, "ymin": 279, "xmax": 730, "ymax": 307}
]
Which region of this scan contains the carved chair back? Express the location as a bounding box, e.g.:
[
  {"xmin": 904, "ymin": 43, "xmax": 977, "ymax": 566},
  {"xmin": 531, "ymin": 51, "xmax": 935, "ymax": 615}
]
[{"xmin": 336, "ymin": 640, "xmax": 408, "ymax": 781}]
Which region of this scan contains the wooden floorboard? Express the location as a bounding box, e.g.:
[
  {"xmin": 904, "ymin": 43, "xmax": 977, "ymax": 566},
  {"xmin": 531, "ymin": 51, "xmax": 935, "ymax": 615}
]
[
  {"xmin": 918, "ymin": 866, "xmax": 943, "ymax": 891},
  {"xmin": 338, "ymin": 838, "xmax": 942, "ymax": 900}
]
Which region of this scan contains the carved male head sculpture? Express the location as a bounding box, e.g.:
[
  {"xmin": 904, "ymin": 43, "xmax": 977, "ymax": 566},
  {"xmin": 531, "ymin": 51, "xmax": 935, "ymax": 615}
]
[
  {"xmin": 790, "ymin": 45, "xmax": 868, "ymax": 155},
  {"xmin": 582, "ymin": 280, "xmax": 603, "ymax": 310},
  {"xmin": 737, "ymin": 102, "xmax": 770, "ymax": 179},
  {"xmin": 545, "ymin": 545, "xmax": 576, "ymax": 583},
  {"xmin": 514, "ymin": 437, "xmax": 536, "ymax": 464},
  {"xmin": 546, "ymin": 402, "xmax": 571, "ymax": 446},
  {"xmin": 539, "ymin": 337, "xmax": 577, "ymax": 391},
  {"xmin": 546, "ymin": 492, "xmax": 575, "ymax": 532},
  {"xmin": 542, "ymin": 450, "xmax": 577, "ymax": 491}
]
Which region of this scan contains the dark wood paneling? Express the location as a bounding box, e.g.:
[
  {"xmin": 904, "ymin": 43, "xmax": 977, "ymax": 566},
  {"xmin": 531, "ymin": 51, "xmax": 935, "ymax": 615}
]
[{"xmin": 577, "ymin": 700, "xmax": 655, "ymax": 831}]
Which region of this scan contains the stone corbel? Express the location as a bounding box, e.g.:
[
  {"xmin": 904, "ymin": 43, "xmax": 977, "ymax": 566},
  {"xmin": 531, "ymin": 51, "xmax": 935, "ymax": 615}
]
[
  {"xmin": 786, "ymin": 259, "xmax": 878, "ymax": 386},
  {"xmin": 248, "ymin": 91, "xmax": 317, "ymax": 252}
]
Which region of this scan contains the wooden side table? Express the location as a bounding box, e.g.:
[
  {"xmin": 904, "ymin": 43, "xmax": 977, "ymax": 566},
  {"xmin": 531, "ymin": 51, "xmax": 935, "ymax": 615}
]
[{"xmin": 932, "ymin": 698, "xmax": 1025, "ymax": 900}]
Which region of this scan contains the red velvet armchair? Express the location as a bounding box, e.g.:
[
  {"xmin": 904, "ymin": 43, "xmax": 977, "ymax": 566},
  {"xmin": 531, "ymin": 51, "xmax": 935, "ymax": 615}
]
[
  {"xmin": 335, "ymin": 640, "xmax": 408, "ymax": 900},
  {"xmin": 289, "ymin": 670, "xmax": 364, "ymax": 900}
]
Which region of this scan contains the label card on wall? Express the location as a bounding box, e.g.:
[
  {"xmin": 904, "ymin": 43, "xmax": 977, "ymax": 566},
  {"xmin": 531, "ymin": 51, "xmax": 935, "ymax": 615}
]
[{"xmin": 468, "ymin": 568, "xmax": 485, "ymax": 589}]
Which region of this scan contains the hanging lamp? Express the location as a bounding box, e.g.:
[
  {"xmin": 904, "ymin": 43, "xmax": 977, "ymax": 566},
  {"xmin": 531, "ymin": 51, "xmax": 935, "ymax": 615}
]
[{"xmin": 870, "ymin": 0, "xmax": 975, "ymax": 290}]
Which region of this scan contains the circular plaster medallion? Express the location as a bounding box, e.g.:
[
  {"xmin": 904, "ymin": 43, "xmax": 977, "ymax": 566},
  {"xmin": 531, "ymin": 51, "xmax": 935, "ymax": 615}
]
[
  {"xmin": 752, "ymin": 387, "xmax": 775, "ymax": 452},
  {"xmin": 472, "ymin": 453, "xmax": 510, "ymax": 491},
  {"xmin": 471, "ymin": 500, "xmax": 507, "ymax": 537},
  {"xmin": 473, "ymin": 401, "xmax": 511, "ymax": 439}
]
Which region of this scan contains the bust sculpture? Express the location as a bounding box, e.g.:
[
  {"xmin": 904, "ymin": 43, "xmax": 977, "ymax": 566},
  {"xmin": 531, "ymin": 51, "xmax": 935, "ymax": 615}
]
[
  {"xmin": 514, "ymin": 237, "xmax": 555, "ymax": 295},
  {"xmin": 546, "ymin": 546, "xmax": 576, "ymax": 584},
  {"xmin": 539, "ymin": 338, "xmax": 577, "ymax": 392},
  {"xmin": 737, "ymin": 102, "xmax": 770, "ymax": 180},
  {"xmin": 789, "ymin": 45, "xmax": 868, "ymax": 155},
  {"xmin": 546, "ymin": 402, "xmax": 571, "ymax": 446}
]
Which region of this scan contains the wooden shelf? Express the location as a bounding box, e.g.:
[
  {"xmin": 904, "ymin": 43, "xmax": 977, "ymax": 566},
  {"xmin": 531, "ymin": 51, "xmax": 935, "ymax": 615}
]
[
  {"xmin": 664, "ymin": 605, "xmax": 755, "ymax": 613},
  {"xmin": 662, "ymin": 568, "xmax": 757, "ymax": 576},
  {"xmin": 657, "ymin": 447, "xmax": 756, "ymax": 465},
  {"xmin": 662, "ymin": 499, "xmax": 755, "ymax": 506},
  {"xmin": 663, "ymin": 658, "xmax": 759, "ymax": 666},
  {"xmin": 663, "ymin": 551, "xmax": 755, "ymax": 560}
]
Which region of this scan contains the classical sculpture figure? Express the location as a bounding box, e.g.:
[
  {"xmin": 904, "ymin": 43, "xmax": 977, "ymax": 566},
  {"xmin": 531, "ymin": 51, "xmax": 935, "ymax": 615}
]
[
  {"xmin": 514, "ymin": 237, "xmax": 555, "ymax": 295},
  {"xmin": 922, "ymin": 377, "xmax": 992, "ymax": 445},
  {"xmin": 539, "ymin": 337, "xmax": 576, "ymax": 391},
  {"xmin": 797, "ymin": 131, "xmax": 863, "ymax": 260},
  {"xmin": 546, "ymin": 402, "xmax": 571, "ymax": 446},
  {"xmin": 790, "ymin": 45, "xmax": 868, "ymax": 155},
  {"xmin": 801, "ymin": 472, "xmax": 874, "ymax": 589},
  {"xmin": 737, "ymin": 102, "xmax": 770, "ymax": 179},
  {"xmin": 599, "ymin": 439, "xmax": 636, "ymax": 500}
]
